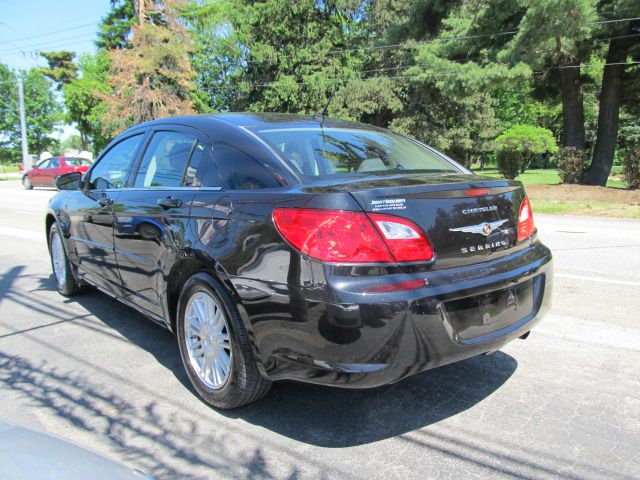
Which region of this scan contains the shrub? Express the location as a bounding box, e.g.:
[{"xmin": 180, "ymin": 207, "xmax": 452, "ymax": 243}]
[
  {"xmin": 623, "ymin": 146, "xmax": 640, "ymax": 189},
  {"xmin": 557, "ymin": 147, "xmax": 586, "ymax": 184},
  {"xmin": 496, "ymin": 149, "xmax": 525, "ymax": 180},
  {"xmin": 495, "ymin": 125, "xmax": 559, "ymax": 179}
]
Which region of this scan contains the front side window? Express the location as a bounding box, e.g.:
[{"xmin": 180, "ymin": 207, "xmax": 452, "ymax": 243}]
[
  {"xmin": 37, "ymin": 159, "xmax": 51, "ymax": 169},
  {"xmin": 88, "ymin": 134, "xmax": 144, "ymax": 190},
  {"xmin": 134, "ymin": 131, "xmax": 196, "ymax": 188},
  {"xmin": 50, "ymin": 158, "xmax": 60, "ymax": 168},
  {"xmin": 252, "ymin": 127, "xmax": 460, "ymax": 179}
]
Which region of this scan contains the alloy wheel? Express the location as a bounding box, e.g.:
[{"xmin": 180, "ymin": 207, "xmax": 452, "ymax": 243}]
[
  {"xmin": 184, "ymin": 291, "xmax": 233, "ymax": 389},
  {"xmin": 51, "ymin": 230, "xmax": 66, "ymax": 290}
]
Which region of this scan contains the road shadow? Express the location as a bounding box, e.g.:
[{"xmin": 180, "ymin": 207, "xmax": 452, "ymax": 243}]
[
  {"xmin": 30, "ymin": 271, "xmax": 519, "ymax": 448},
  {"xmin": 1, "ymin": 265, "xmax": 630, "ymax": 480},
  {"xmin": 227, "ymin": 352, "xmax": 517, "ymax": 447},
  {"xmin": 6, "ymin": 268, "xmax": 516, "ymax": 450}
]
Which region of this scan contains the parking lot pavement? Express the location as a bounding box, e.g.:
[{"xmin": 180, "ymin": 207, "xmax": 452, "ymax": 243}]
[{"xmin": 0, "ymin": 181, "xmax": 638, "ymax": 479}]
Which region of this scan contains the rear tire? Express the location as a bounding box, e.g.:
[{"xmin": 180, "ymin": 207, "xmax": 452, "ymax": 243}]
[
  {"xmin": 22, "ymin": 175, "xmax": 33, "ymax": 190},
  {"xmin": 176, "ymin": 272, "xmax": 271, "ymax": 409},
  {"xmin": 49, "ymin": 222, "xmax": 80, "ymax": 296}
]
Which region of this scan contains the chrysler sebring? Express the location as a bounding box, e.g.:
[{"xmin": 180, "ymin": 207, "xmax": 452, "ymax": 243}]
[{"xmin": 46, "ymin": 113, "xmax": 553, "ymax": 409}]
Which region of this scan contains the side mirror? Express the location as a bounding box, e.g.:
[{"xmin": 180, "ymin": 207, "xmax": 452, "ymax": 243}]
[{"xmin": 55, "ymin": 172, "xmax": 82, "ymax": 191}]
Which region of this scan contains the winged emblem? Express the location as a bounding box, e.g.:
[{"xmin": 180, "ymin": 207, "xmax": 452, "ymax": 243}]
[{"xmin": 449, "ymin": 218, "xmax": 508, "ymax": 237}]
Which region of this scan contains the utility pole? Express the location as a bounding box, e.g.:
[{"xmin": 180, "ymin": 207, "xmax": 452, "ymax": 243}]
[{"xmin": 17, "ymin": 77, "xmax": 30, "ymax": 171}]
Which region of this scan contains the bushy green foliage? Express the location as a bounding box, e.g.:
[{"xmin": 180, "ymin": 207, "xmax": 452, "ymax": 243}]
[
  {"xmin": 0, "ymin": 65, "xmax": 62, "ymax": 158},
  {"xmin": 622, "ymin": 146, "xmax": 640, "ymax": 189},
  {"xmin": 96, "ymin": 0, "xmax": 136, "ymax": 49},
  {"xmin": 63, "ymin": 52, "xmax": 111, "ymax": 152},
  {"xmin": 495, "ymin": 125, "xmax": 558, "ymax": 179},
  {"xmin": 496, "ymin": 149, "xmax": 525, "ymax": 180},
  {"xmin": 39, "ymin": 51, "xmax": 78, "ymax": 89},
  {"xmin": 557, "ymin": 147, "xmax": 586, "ymax": 184}
]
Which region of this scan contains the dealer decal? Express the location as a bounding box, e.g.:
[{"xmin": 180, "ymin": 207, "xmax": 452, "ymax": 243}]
[{"xmin": 370, "ymin": 198, "xmax": 407, "ymax": 212}]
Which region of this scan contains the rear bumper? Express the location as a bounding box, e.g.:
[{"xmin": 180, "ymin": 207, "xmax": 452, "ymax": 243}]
[{"xmin": 233, "ymin": 240, "xmax": 553, "ymax": 388}]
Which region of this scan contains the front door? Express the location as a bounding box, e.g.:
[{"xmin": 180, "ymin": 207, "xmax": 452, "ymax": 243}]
[{"xmin": 70, "ymin": 133, "xmax": 146, "ymax": 293}]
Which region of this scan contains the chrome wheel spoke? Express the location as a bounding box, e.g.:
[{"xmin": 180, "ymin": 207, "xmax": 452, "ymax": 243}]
[
  {"xmin": 216, "ymin": 333, "xmax": 231, "ymax": 350},
  {"xmin": 183, "ymin": 290, "xmax": 233, "ymax": 390},
  {"xmin": 218, "ymin": 350, "xmax": 231, "ymax": 376},
  {"xmin": 51, "ymin": 231, "xmax": 66, "ymax": 289}
]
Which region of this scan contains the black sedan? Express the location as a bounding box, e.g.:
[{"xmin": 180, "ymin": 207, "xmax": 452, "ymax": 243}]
[{"xmin": 46, "ymin": 113, "xmax": 553, "ymax": 409}]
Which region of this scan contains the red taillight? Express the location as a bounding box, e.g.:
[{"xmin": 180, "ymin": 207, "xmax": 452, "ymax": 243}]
[
  {"xmin": 368, "ymin": 212, "xmax": 434, "ymax": 262},
  {"xmin": 272, "ymin": 208, "xmax": 394, "ymax": 263},
  {"xmin": 517, "ymin": 197, "xmax": 535, "ymax": 242},
  {"xmin": 272, "ymin": 208, "xmax": 434, "ymax": 264}
]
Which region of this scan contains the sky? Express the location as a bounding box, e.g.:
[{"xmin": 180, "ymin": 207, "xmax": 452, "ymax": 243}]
[
  {"xmin": 0, "ymin": 0, "xmax": 110, "ymax": 70},
  {"xmin": 0, "ymin": 0, "xmax": 111, "ymax": 141}
]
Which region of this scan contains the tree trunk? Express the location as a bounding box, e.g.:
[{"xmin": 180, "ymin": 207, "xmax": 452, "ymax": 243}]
[
  {"xmin": 80, "ymin": 132, "xmax": 89, "ymax": 152},
  {"xmin": 583, "ymin": 42, "xmax": 625, "ymax": 186},
  {"xmin": 560, "ymin": 66, "xmax": 585, "ymax": 149}
]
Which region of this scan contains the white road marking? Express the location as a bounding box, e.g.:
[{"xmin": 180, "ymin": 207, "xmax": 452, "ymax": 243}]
[
  {"xmin": 0, "ymin": 226, "xmax": 44, "ymax": 243},
  {"xmin": 555, "ymin": 272, "xmax": 640, "ymax": 288},
  {"xmin": 535, "ymin": 314, "xmax": 640, "ymax": 351},
  {"xmin": 13, "ymin": 210, "xmax": 43, "ymax": 215}
]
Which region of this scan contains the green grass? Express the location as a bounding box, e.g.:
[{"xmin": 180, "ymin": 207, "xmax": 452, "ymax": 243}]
[
  {"xmin": 472, "ymin": 168, "xmax": 628, "ymax": 188},
  {"xmin": 0, "ymin": 164, "xmax": 20, "ymax": 174},
  {"xmin": 530, "ymin": 199, "xmax": 640, "ymax": 219}
]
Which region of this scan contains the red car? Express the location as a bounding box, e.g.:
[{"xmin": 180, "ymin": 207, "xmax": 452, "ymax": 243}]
[{"xmin": 21, "ymin": 156, "xmax": 92, "ymax": 189}]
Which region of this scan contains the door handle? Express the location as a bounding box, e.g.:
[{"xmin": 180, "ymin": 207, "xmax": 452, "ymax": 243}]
[
  {"xmin": 158, "ymin": 196, "xmax": 183, "ymax": 209},
  {"xmin": 98, "ymin": 195, "xmax": 113, "ymax": 207}
]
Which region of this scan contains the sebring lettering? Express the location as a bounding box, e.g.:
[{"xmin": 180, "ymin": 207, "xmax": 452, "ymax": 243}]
[{"xmin": 461, "ymin": 239, "xmax": 508, "ymax": 254}]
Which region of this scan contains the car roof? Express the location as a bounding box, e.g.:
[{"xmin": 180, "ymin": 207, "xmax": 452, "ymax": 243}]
[{"xmin": 124, "ymin": 112, "xmax": 386, "ymax": 134}]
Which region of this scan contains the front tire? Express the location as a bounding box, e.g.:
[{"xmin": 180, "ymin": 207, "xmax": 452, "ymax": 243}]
[
  {"xmin": 23, "ymin": 175, "xmax": 33, "ymax": 190},
  {"xmin": 177, "ymin": 273, "xmax": 271, "ymax": 409},
  {"xmin": 49, "ymin": 222, "xmax": 80, "ymax": 296}
]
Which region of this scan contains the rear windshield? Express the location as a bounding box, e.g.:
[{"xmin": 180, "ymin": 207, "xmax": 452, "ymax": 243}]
[{"xmin": 252, "ymin": 127, "xmax": 460, "ymax": 178}]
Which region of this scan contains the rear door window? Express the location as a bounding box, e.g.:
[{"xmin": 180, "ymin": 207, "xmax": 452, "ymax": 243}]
[
  {"xmin": 184, "ymin": 143, "xmax": 279, "ymax": 190},
  {"xmin": 134, "ymin": 131, "xmax": 196, "ymax": 188}
]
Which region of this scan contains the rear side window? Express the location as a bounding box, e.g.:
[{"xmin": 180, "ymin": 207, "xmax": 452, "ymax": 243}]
[
  {"xmin": 65, "ymin": 158, "xmax": 91, "ymax": 167},
  {"xmin": 134, "ymin": 131, "xmax": 196, "ymax": 188},
  {"xmin": 184, "ymin": 143, "xmax": 279, "ymax": 190},
  {"xmin": 89, "ymin": 134, "xmax": 144, "ymax": 190}
]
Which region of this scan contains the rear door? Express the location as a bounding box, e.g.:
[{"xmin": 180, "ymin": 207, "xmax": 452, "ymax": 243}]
[{"xmin": 112, "ymin": 127, "xmax": 202, "ymax": 319}]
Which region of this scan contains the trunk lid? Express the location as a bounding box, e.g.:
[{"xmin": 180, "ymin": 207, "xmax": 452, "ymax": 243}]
[{"xmin": 304, "ymin": 173, "xmax": 528, "ymax": 269}]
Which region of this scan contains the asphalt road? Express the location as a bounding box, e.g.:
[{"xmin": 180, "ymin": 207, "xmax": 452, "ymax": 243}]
[{"xmin": 0, "ymin": 180, "xmax": 638, "ymax": 479}]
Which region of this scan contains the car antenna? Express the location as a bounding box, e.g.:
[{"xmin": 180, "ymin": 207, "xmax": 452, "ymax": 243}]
[{"xmin": 314, "ymin": 89, "xmax": 336, "ymax": 127}]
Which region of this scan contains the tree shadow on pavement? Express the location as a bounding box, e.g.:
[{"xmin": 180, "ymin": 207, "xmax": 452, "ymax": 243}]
[
  {"xmin": 0, "ymin": 265, "xmax": 518, "ymax": 477},
  {"xmin": 42, "ymin": 272, "xmax": 518, "ymax": 449}
]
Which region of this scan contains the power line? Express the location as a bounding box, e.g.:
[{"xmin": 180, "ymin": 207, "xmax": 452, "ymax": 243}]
[
  {"xmin": 201, "ymin": 59, "xmax": 640, "ymax": 93},
  {"xmin": 593, "ymin": 16, "xmax": 640, "ymax": 25},
  {"xmin": 2, "ymin": 22, "xmax": 96, "ymax": 44},
  {"xmin": 222, "ymin": 16, "xmax": 640, "ymax": 70},
  {"xmin": 0, "ymin": 33, "xmax": 96, "ymax": 56}
]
